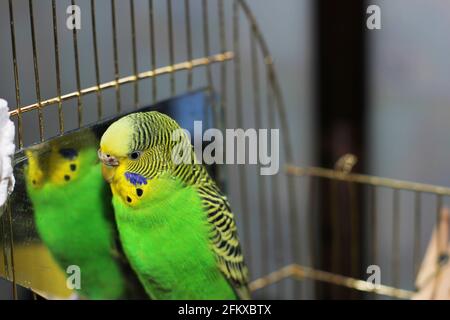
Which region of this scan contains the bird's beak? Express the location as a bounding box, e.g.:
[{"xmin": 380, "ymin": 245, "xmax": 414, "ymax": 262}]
[
  {"xmin": 98, "ymin": 149, "xmax": 119, "ymax": 167},
  {"xmin": 98, "ymin": 149, "xmax": 119, "ymax": 183}
]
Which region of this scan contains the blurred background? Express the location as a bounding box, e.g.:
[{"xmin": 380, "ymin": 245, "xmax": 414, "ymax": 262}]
[{"xmin": 1, "ymin": 0, "xmax": 450, "ymax": 299}]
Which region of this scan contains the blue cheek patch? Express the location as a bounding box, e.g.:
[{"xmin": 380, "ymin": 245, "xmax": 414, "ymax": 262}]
[
  {"xmin": 59, "ymin": 148, "xmax": 78, "ymax": 160},
  {"xmin": 125, "ymin": 172, "xmax": 148, "ymax": 186}
]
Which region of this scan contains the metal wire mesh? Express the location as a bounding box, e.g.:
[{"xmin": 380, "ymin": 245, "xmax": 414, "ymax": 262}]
[
  {"xmin": 1, "ymin": 0, "xmax": 298, "ymax": 300},
  {"xmin": 284, "ymin": 160, "xmax": 450, "ymax": 299}
]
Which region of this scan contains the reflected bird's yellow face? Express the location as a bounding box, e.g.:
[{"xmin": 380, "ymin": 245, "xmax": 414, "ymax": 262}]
[{"xmin": 25, "ymin": 149, "xmax": 46, "ymax": 189}]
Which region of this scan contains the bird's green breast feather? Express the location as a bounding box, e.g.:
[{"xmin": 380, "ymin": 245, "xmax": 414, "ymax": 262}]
[{"xmin": 113, "ymin": 176, "xmax": 237, "ymax": 300}]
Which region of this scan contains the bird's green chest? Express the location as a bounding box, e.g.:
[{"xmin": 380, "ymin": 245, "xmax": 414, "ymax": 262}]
[{"xmin": 113, "ymin": 178, "xmax": 236, "ymax": 299}]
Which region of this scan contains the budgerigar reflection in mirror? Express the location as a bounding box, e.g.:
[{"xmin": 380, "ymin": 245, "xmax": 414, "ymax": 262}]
[{"xmin": 25, "ymin": 129, "xmax": 146, "ymax": 299}]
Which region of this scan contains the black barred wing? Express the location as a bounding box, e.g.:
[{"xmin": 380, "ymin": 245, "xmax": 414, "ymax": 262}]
[{"xmin": 197, "ymin": 182, "xmax": 251, "ymax": 300}]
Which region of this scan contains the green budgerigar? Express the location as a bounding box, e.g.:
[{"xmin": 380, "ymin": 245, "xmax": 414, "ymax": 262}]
[
  {"xmin": 98, "ymin": 111, "xmax": 250, "ymax": 300},
  {"xmin": 25, "ymin": 130, "xmax": 145, "ymax": 299}
]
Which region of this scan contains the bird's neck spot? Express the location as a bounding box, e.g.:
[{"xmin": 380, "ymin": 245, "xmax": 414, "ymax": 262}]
[
  {"xmin": 58, "ymin": 148, "xmax": 78, "ymax": 160},
  {"xmin": 125, "ymin": 172, "xmax": 148, "ymax": 186}
]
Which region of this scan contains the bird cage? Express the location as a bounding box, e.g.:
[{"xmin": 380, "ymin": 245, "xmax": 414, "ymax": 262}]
[{"xmin": 0, "ymin": 0, "xmax": 447, "ymax": 300}]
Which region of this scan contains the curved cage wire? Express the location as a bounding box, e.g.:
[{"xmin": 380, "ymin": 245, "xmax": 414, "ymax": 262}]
[{"xmin": 0, "ymin": 0, "xmax": 448, "ymax": 300}]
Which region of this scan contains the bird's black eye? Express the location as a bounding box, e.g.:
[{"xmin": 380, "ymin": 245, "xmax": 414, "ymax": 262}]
[{"xmin": 130, "ymin": 151, "xmax": 141, "ymax": 160}]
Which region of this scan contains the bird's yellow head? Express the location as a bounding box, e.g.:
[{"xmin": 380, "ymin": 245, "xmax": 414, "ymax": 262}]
[
  {"xmin": 98, "ymin": 111, "xmax": 190, "ymax": 184},
  {"xmin": 25, "ymin": 130, "xmax": 98, "ymax": 189},
  {"xmin": 98, "ymin": 115, "xmax": 134, "ymax": 183}
]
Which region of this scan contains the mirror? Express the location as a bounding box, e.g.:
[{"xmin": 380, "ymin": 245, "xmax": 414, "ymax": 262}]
[{"xmin": 1, "ymin": 89, "xmax": 214, "ymax": 299}]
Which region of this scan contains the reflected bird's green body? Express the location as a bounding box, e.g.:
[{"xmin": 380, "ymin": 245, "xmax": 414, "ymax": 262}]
[{"xmin": 26, "ymin": 132, "xmax": 143, "ymax": 299}]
